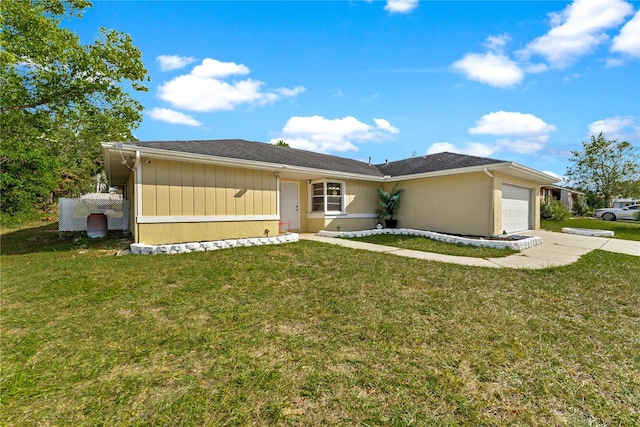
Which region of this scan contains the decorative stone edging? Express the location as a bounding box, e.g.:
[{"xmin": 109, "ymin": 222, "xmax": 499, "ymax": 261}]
[
  {"xmin": 317, "ymin": 228, "xmax": 543, "ymax": 251},
  {"xmin": 562, "ymin": 227, "xmax": 614, "ymax": 237},
  {"xmin": 130, "ymin": 233, "xmax": 300, "ymax": 255}
]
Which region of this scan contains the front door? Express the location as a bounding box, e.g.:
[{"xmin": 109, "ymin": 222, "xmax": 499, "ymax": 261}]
[{"xmin": 280, "ymin": 181, "xmax": 299, "ymax": 231}]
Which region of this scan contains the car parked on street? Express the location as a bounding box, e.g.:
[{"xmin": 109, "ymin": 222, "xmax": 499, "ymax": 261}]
[{"xmin": 593, "ymin": 204, "xmax": 640, "ymax": 221}]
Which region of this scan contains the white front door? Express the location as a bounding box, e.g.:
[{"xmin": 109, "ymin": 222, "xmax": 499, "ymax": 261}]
[{"xmin": 280, "ymin": 181, "xmax": 299, "ymax": 231}]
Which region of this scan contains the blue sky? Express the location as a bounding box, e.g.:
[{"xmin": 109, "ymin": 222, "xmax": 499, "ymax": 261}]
[{"xmin": 70, "ymin": 0, "xmax": 639, "ymax": 179}]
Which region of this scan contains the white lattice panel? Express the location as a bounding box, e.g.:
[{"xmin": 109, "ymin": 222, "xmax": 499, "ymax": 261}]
[{"xmin": 59, "ymin": 197, "xmax": 128, "ymax": 232}]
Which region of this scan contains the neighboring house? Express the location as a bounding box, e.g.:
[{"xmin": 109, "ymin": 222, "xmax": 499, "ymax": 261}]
[
  {"xmin": 540, "ymin": 185, "xmax": 583, "ymax": 212},
  {"xmin": 102, "ymin": 139, "xmax": 558, "ymax": 245},
  {"xmin": 613, "ymin": 198, "xmax": 640, "ymax": 208}
]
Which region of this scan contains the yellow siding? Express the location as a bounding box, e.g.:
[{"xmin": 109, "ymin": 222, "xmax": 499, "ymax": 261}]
[{"xmin": 140, "ymin": 158, "xmax": 277, "ymax": 217}]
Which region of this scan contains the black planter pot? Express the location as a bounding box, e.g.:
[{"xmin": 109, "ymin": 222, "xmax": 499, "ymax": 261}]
[{"xmin": 384, "ymin": 219, "xmax": 398, "ymax": 228}]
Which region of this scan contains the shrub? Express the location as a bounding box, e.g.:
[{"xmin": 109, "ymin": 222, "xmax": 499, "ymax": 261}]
[
  {"xmin": 541, "ymin": 196, "xmax": 571, "ymax": 221},
  {"xmin": 572, "ymin": 194, "xmax": 590, "ymax": 217}
]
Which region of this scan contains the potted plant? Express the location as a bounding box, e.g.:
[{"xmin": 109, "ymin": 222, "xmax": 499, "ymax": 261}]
[{"xmin": 376, "ymin": 183, "xmax": 404, "ymax": 228}]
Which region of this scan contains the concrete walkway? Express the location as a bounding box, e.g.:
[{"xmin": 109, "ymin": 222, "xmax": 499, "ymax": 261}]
[{"xmin": 299, "ymin": 230, "xmax": 639, "ymax": 270}]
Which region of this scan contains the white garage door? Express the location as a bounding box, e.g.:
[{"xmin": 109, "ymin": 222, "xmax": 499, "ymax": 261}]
[{"xmin": 502, "ymin": 184, "xmax": 531, "ymax": 233}]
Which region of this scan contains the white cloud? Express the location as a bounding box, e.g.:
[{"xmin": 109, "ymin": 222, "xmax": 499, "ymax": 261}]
[
  {"xmin": 374, "ymin": 118, "xmax": 400, "ymax": 134},
  {"xmin": 147, "ymin": 108, "xmax": 202, "ymax": 127},
  {"xmin": 157, "ymin": 58, "xmax": 305, "ymax": 112},
  {"xmin": 274, "ymin": 86, "xmax": 306, "ymax": 97},
  {"xmin": 518, "ymin": 0, "xmax": 634, "ymax": 69},
  {"xmin": 191, "ymin": 58, "xmax": 249, "ymax": 78},
  {"xmin": 470, "ymin": 111, "xmax": 556, "ymax": 136},
  {"xmin": 587, "ymin": 116, "xmax": 640, "ymax": 142},
  {"xmin": 611, "ymin": 10, "xmax": 640, "ymax": 57},
  {"xmin": 485, "ymin": 34, "xmax": 511, "ymax": 51},
  {"xmin": 451, "ymin": 52, "xmax": 524, "ymax": 88},
  {"xmin": 426, "ymin": 142, "xmax": 499, "ymax": 157},
  {"xmin": 427, "ymin": 112, "xmax": 556, "ymax": 156},
  {"xmin": 271, "ymin": 115, "xmax": 400, "ymax": 153},
  {"xmin": 384, "ymin": 0, "xmax": 418, "ymax": 14},
  {"xmin": 157, "ymin": 55, "xmax": 197, "ymax": 71}
]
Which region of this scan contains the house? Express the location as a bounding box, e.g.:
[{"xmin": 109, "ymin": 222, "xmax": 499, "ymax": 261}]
[
  {"xmin": 540, "ymin": 184, "xmax": 583, "ymax": 212},
  {"xmin": 613, "ymin": 198, "xmax": 640, "ymax": 208},
  {"xmin": 101, "ymin": 139, "xmax": 559, "ymax": 245}
]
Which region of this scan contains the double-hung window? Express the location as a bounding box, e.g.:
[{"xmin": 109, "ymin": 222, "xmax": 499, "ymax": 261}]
[{"xmin": 311, "ymin": 180, "xmax": 344, "ymax": 213}]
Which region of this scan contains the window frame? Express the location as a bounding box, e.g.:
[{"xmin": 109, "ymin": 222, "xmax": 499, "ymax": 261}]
[{"xmin": 309, "ymin": 179, "xmax": 345, "ymax": 214}]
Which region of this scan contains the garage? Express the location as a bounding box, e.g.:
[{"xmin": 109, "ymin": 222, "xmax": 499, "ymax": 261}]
[{"xmin": 502, "ymin": 184, "xmax": 532, "ymax": 233}]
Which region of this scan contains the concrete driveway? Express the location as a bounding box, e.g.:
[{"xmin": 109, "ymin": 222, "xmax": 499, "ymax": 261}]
[{"xmin": 300, "ymin": 230, "xmax": 639, "ymax": 270}]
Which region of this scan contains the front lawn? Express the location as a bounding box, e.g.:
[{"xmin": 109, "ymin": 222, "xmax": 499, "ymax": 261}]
[
  {"xmin": 541, "ymin": 217, "xmax": 640, "ymax": 241},
  {"xmin": 2, "ymin": 221, "xmax": 639, "ymax": 426},
  {"xmin": 342, "ymin": 233, "xmax": 518, "ymax": 258}
]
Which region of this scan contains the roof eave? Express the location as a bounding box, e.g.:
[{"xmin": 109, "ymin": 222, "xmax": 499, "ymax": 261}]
[
  {"xmin": 101, "ymin": 142, "xmax": 384, "ymax": 182},
  {"xmin": 381, "ymin": 161, "xmax": 560, "ymax": 184}
]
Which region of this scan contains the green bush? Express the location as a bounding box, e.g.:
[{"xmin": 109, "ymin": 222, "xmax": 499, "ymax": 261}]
[
  {"xmin": 572, "ymin": 194, "xmax": 590, "ymax": 217},
  {"xmin": 541, "ymin": 196, "xmax": 571, "ymax": 221}
]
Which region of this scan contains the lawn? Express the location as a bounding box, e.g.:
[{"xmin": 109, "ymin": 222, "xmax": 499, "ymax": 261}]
[
  {"xmin": 341, "ymin": 233, "xmax": 518, "ymax": 258},
  {"xmin": 541, "ymin": 217, "xmax": 640, "ymax": 241},
  {"xmin": 2, "ymin": 221, "xmax": 639, "ymax": 426}
]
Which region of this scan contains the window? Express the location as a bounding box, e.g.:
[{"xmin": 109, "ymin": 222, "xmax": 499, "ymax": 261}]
[{"xmin": 311, "ymin": 180, "xmax": 344, "ymax": 213}]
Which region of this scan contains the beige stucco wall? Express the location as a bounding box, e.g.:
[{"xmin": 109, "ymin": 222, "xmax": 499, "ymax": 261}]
[
  {"xmin": 395, "ymin": 172, "xmax": 494, "ymax": 236},
  {"xmin": 137, "ymin": 220, "xmax": 280, "ymax": 245},
  {"xmin": 140, "ymin": 158, "xmax": 277, "ymax": 217}
]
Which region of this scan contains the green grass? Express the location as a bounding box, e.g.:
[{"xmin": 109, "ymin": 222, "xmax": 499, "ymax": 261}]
[
  {"xmin": 541, "ymin": 217, "xmax": 640, "ymax": 241},
  {"xmin": 342, "ymin": 233, "xmax": 518, "ymax": 258},
  {"xmin": 2, "ymin": 221, "xmax": 639, "ymax": 426}
]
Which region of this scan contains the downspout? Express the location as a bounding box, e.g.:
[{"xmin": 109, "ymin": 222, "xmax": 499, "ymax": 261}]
[
  {"xmin": 135, "ymin": 151, "xmax": 142, "ymax": 243},
  {"xmin": 275, "ymin": 172, "xmax": 281, "ymax": 217},
  {"xmin": 484, "ymin": 168, "xmax": 496, "ymax": 235}
]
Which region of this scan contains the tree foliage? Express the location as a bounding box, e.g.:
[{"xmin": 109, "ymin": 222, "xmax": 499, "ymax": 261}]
[
  {"xmin": 566, "ymin": 133, "xmax": 640, "ymax": 207},
  {"xmin": 0, "ymin": 0, "xmax": 149, "ymax": 219}
]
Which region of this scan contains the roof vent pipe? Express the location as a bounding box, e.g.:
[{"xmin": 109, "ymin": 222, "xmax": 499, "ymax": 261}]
[
  {"xmin": 385, "ymin": 159, "xmax": 389, "ymax": 165},
  {"xmin": 368, "ymin": 156, "xmax": 371, "ymax": 165}
]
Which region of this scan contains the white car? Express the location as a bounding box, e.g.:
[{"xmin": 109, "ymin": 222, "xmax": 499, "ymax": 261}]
[{"xmin": 593, "ymin": 204, "xmax": 640, "ymax": 221}]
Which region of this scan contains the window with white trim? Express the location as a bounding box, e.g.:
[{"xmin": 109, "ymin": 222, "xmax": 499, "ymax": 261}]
[{"xmin": 310, "ymin": 180, "xmax": 344, "ymax": 213}]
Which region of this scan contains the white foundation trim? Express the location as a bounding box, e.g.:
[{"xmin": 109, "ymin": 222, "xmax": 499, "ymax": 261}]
[{"xmin": 137, "ymin": 215, "xmax": 280, "ymax": 224}]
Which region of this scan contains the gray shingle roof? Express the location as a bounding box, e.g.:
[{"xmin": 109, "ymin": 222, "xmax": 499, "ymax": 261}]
[
  {"xmin": 126, "ymin": 140, "xmax": 506, "ymax": 178},
  {"xmin": 375, "ymin": 152, "xmax": 505, "ymax": 177},
  {"xmin": 128, "ymin": 139, "xmax": 384, "ymax": 177}
]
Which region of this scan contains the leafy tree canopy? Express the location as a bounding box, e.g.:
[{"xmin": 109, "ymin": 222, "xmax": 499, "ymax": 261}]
[
  {"xmin": 0, "ymin": 0, "xmax": 149, "ymax": 219},
  {"xmin": 566, "ymin": 133, "xmax": 640, "ymax": 207}
]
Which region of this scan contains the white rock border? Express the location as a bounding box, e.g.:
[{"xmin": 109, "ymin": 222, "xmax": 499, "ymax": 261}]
[
  {"xmin": 130, "ymin": 233, "xmax": 299, "ymax": 255},
  {"xmin": 317, "ymin": 228, "xmax": 542, "ymax": 251},
  {"xmin": 562, "ymin": 227, "xmax": 614, "ymax": 237}
]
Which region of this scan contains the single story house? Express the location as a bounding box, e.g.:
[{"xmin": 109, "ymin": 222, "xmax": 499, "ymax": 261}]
[
  {"xmin": 540, "ymin": 184, "xmax": 583, "ymax": 212},
  {"xmin": 613, "ymin": 198, "xmax": 640, "ymax": 208},
  {"xmin": 102, "ymin": 139, "xmax": 558, "ymax": 245}
]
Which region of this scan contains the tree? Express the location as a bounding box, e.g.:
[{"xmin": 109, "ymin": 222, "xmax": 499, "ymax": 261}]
[
  {"xmin": 0, "ymin": 0, "xmax": 149, "ymax": 220},
  {"xmin": 565, "ymin": 133, "xmax": 640, "ymax": 207},
  {"xmin": 272, "ymin": 139, "xmax": 290, "ymax": 147}
]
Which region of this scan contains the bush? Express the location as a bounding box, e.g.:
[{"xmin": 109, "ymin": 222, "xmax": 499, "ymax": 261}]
[
  {"xmin": 541, "ymin": 197, "xmax": 571, "ymax": 221},
  {"xmin": 572, "ymin": 194, "xmax": 590, "ymax": 217}
]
